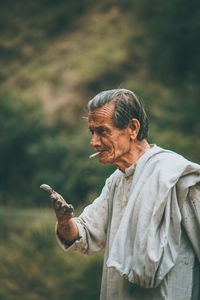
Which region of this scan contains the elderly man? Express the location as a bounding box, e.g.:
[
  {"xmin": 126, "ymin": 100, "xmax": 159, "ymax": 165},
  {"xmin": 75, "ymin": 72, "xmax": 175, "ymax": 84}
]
[{"xmin": 41, "ymin": 89, "xmax": 200, "ymax": 300}]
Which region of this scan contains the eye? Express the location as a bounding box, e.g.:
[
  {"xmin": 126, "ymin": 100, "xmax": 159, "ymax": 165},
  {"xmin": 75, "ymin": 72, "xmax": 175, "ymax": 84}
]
[
  {"xmin": 97, "ymin": 127, "xmax": 106, "ymax": 135},
  {"xmin": 89, "ymin": 128, "xmax": 94, "ymax": 135}
]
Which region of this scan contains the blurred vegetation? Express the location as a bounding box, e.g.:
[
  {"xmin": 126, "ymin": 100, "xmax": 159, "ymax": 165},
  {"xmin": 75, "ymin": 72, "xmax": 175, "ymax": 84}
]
[
  {"xmin": 0, "ymin": 91, "xmax": 114, "ymax": 207},
  {"xmin": 0, "ymin": 207, "xmax": 103, "ymax": 300},
  {"xmin": 0, "ymin": 0, "xmax": 200, "ymax": 299},
  {"xmin": 0, "ymin": 0, "xmax": 199, "ymax": 207}
]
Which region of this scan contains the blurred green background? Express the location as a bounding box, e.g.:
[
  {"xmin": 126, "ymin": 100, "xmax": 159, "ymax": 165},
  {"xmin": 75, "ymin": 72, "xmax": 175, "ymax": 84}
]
[{"xmin": 0, "ymin": 0, "xmax": 200, "ymax": 299}]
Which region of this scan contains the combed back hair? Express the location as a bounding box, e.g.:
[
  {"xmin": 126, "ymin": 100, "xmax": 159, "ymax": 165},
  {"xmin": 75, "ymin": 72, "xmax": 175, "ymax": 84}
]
[{"xmin": 88, "ymin": 89, "xmax": 149, "ymax": 140}]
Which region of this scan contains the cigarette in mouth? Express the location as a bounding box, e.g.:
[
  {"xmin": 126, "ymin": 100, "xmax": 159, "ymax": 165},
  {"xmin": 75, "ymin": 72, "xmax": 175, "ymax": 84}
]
[{"xmin": 89, "ymin": 152, "xmax": 101, "ymax": 158}]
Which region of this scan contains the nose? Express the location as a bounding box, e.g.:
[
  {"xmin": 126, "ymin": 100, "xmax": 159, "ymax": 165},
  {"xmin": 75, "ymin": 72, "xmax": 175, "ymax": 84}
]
[{"xmin": 90, "ymin": 133, "xmax": 101, "ymax": 148}]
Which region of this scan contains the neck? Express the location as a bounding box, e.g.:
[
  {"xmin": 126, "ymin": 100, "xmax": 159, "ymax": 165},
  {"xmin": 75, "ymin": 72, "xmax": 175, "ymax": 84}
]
[{"xmin": 114, "ymin": 139, "xmax": 150, "ymax": 172}]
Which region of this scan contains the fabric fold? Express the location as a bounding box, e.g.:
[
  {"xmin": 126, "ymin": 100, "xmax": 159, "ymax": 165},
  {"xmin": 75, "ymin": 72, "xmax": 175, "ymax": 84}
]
[{"xmin": 106, "ymin": 145, "xmax": 200, "ymax": 288}]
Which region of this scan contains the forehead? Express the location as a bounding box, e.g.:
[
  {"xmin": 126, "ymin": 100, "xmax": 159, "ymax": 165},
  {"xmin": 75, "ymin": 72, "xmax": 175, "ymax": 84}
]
[{"xmin": 88, "ymin": 103, "xmax": 116, "ymax": 127}]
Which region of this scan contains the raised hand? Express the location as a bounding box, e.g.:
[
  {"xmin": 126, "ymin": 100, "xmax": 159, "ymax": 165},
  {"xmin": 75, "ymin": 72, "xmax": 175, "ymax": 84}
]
[
  {"xmin": 40, "ymin": 184, "xmax": 79, "ymax": 244},
  {"xmin": 40, "ymin": 184, "xmax": 74, "ymax": 222}
]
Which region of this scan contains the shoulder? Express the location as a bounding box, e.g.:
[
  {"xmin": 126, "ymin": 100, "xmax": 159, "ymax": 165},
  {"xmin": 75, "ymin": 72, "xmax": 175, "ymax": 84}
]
[
  {"xmin": 151, "ymin": 146, "xmax": 199, "ymax": 171},
  {"xmin": 145, "ymin": 146, "xmax": 200, "ymax": 186}
]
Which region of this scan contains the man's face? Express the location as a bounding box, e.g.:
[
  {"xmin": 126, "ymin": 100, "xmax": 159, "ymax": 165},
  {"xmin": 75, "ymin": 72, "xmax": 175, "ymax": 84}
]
[{"xmin": 88, "ymin": 103, "xmax": 132, "ymax": 165}]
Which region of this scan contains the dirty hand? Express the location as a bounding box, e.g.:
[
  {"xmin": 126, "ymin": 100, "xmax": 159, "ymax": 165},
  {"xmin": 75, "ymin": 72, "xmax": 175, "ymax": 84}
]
[{"xmin": 40, "ymin": 184, "xmax": 74, "ymax": 224}]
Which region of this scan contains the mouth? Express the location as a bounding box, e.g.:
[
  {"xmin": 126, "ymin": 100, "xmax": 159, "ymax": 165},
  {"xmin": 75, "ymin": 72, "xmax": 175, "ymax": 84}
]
[
  {"xmin": 98, "ymin": 149, "xmax": 111, "ymax": 159},
  {"xmin": 89, "ymin": 149, "xmax": 107, "ymax": 159},
  {"xmin": 97, "ymin": 149, "xmax": 107, "ymax": 155}
]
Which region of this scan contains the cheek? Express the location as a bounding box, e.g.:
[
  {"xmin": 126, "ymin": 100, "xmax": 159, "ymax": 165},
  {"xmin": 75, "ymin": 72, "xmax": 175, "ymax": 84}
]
[
  {"xmin": 101, "ymin": 137, "xmax": 112, "ymax": 147},
  {"xmin": 102, "ymin": 134, "xmax": 130, "ymax": 153},
  {"xmin": 114, "ymin": 137, "xmax": 130, "ymax": 152}
]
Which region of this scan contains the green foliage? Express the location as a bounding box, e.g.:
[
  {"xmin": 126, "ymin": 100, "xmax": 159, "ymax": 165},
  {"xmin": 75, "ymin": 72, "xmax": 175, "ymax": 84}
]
[
  {"xmin": 0, "ymin": 0, "xmax": 199, "ymax": 207},
  {"xmin": 0, "ymin": 0, "xmax": 94, "ymax": 57},
  {"xmin": 126, "ymin": 81, "xmax": 200, "ymax": 163},
  {"xmin": 0, "ymin": 1, "xmax": 200, "ymax": 299},
  {"xmin": 0, "ymin": 207, "xmax": 102, "ymax": 300},
  {"xmin": 122, "ymin": 0, "xmax": 200, "ymax": 85},
  {"xmin": 0, "ymin": 93, "xmax": 47, "ymax": 205},
  {"xmin": 0, "ymin": 92, "xmax": 114, "ymax": 207},
  {"xmin": 31, "ymin": 129, "xmax": 114, "ymax": 207}
]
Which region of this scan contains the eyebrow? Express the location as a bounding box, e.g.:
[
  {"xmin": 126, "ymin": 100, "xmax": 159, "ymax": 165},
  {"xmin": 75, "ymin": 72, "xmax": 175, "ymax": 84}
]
[
  {"xmin": 89, "ymin": 125, "xmax": 110, "ymax": 133},
  {"xmin": 97, "ymin": 126, "xmax": 107, "ymax": 130}
]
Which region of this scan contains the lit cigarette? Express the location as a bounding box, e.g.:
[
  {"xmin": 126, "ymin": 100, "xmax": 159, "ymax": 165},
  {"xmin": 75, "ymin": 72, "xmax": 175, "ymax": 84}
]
[{"xmin": 89, "ymin": 152, "xmax": 101, "ymax": 158}]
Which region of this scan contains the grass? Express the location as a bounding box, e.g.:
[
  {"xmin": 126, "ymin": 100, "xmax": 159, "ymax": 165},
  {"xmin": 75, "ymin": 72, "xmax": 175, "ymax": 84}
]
[{"xmin": 0, "ymin": 206, "xmax": 103, "ymax": 300}]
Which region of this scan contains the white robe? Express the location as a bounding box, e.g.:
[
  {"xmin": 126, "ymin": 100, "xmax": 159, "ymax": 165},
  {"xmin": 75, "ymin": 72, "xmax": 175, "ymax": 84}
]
[{"xmin": 56, "ymin": 145, "xmax": 200, "ymax": 300}]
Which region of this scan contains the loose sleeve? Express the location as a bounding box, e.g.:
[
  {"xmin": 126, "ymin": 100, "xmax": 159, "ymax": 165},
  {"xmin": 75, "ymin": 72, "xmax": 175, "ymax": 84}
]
[
  {"xmin": 180, "ymin": 182, "xmax": 200, "ymax": 261},
  {"xmin": 56, "ymin": 173, "xmax": 115, "ymax": 255}
]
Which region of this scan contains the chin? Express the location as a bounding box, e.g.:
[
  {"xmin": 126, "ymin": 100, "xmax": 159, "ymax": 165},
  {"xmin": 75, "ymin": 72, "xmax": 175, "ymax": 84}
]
[
  {"xmin": 99, "ymin": 155, "xmax": 114, "ymax": 165},
  {"xmin": 99, "ymin": 158, "xmax": 109, "ymax": 165}
]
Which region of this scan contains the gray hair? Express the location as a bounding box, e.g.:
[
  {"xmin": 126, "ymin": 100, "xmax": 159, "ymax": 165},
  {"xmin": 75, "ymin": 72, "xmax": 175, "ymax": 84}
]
[{"xmin": 88, "ymin": 89, "xmax": 149, "ymax": 140}]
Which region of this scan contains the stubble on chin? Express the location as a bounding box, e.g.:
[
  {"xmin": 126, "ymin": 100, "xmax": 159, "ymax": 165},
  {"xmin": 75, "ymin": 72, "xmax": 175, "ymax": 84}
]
[{"xmin": 99, "ymin": 154, "xmax": 115, "ymax": 165}]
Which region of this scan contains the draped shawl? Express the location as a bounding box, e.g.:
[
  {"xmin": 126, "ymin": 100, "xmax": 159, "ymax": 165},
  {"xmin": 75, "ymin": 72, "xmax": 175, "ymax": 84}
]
[{"xmin": 107, "ymin": 145, "xmax": 200, "ymax": 288}]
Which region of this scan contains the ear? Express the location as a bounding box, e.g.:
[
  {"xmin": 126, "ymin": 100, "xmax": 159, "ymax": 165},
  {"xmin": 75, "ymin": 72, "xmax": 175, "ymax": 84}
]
[{"xmin": 128, "ymin": 119, "xmax": 140, "ymax": 140}]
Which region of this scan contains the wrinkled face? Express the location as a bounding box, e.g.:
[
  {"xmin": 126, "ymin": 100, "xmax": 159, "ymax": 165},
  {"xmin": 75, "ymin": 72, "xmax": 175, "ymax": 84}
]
[{"xmin": 88, "ymin": 103, "xmax": 132, "ymax": 165}]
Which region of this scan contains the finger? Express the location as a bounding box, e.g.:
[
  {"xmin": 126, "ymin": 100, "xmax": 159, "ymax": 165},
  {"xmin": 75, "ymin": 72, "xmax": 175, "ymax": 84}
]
[
  {"xmin": 62, "ymin": 204, "xmax": 74, "ymax": 213},
  {"xmin": 50, "ymin": 192, "xmax": 58, "ymax": 201},
  {"xmin": 40, "ymin": 184, "xmax": 54, "ymax": 195},
  {"xmin": 50, "ymin": 192, "xmax": 67, "ymax": 210},
  {"xmin": 54, "ymin": 199, "xmax": 63, "ymax": 210},
  {"xmin": 40, "ymin": 183, "xmax": 73, "ymax": 215},
  {"xmin": 67, "ymin": 204, "xmax": 74, "ymax": 213}
]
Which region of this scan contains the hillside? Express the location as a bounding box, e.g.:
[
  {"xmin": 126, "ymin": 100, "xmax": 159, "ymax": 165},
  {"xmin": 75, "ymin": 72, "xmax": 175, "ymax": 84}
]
[
  {"xmin": 0, "ymin": 2, "xmax": 200, "ymax": 299},
  {"xmin": 1, "ymin": 2, "xmax": 138, "ymax": 113},
  {"xmin": 0, "ymin": 0, "xmax": 200, "ymax": 207}
]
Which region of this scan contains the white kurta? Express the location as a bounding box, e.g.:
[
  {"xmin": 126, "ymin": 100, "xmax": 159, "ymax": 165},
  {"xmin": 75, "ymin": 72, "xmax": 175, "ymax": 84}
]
[{"xmin": 56, "ymin": 146, "xmax": 200, "ymax": 300}]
